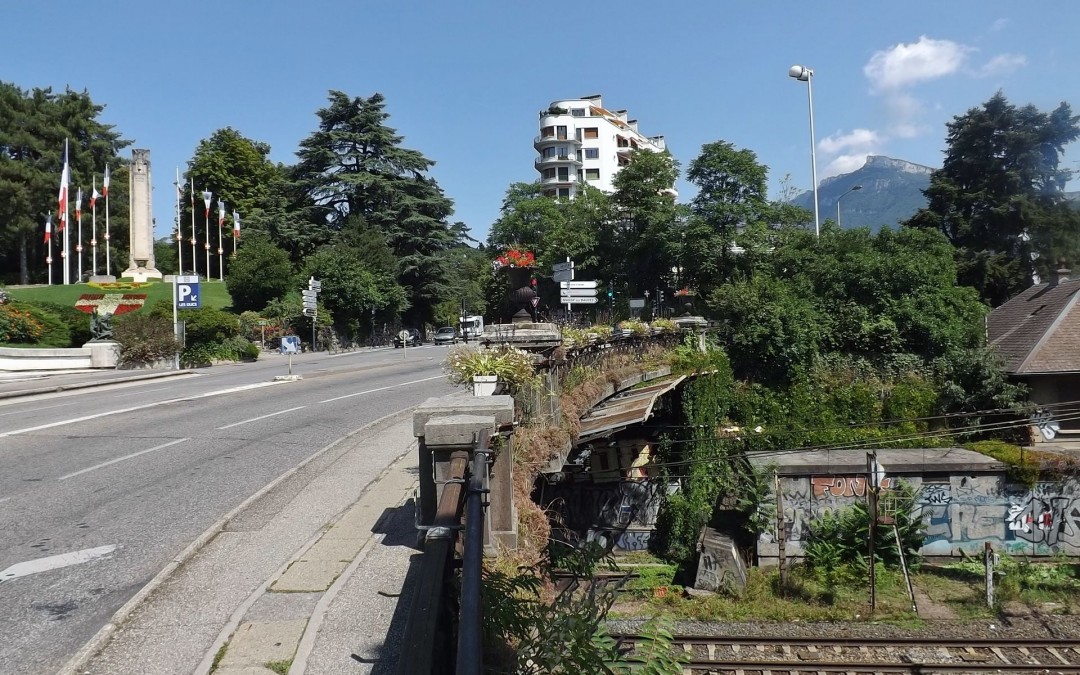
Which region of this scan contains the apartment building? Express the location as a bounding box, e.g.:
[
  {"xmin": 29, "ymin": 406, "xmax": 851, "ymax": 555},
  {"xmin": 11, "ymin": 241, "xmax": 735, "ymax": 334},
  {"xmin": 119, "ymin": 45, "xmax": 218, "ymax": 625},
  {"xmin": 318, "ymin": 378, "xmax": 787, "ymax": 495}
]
[{"xmin": 533, "ymin": 94, "xmax": 673, "ymax": 199}]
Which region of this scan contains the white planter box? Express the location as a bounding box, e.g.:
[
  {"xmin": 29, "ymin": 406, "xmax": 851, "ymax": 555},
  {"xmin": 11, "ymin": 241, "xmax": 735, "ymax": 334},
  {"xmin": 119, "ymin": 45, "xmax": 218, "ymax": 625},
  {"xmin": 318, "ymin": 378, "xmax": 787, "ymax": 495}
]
[{"xmin": 472, "ymin": 375, "xmax": 498, "ymax": 396}]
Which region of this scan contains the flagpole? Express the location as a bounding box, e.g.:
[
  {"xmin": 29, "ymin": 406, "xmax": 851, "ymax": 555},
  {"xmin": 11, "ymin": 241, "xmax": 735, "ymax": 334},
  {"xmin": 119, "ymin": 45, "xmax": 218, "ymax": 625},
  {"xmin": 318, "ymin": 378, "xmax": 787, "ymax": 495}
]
[
  {"xmin": 62, "ymin": 139, "xmax": 70, "ymax": 285},
  {"xmin": 190, "ymin": 178, "xmax": 197, "ymax": 277},
  {"xmin": 76, "ymin": 188, "xmax": 83, "ymax": 282},
  {"xmin": 91, "ymin": 176, "xmax": 98, "ymax": 276},
  {"xmin": 202, "ymin": 190, "xmax": 212, "ymax": 282},
  {"xmin": 232, "ymin": 211, "xmax": 239, "ymax": 259},
  {"xmin": 46, "ymin": 212, "xmax": 53, "ymax": 286},
  {"xmin": 217, "ymin": 200, "xmax": 224, "ymax": 282},
  {"xmin": 104, "ymin": 164, "xmax": 111, "ymax": 276},
  {"xmin": 175, "ymin": 167, "xmax": 183, "ymax": 274}
]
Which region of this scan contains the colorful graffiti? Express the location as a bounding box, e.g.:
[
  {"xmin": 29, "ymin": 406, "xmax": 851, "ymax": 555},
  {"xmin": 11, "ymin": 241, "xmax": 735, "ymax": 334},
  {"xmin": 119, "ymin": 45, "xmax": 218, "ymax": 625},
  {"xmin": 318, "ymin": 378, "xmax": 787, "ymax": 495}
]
[{"xmin": 811, "ymin": 475, "xmax": 893, "ymax": 498}]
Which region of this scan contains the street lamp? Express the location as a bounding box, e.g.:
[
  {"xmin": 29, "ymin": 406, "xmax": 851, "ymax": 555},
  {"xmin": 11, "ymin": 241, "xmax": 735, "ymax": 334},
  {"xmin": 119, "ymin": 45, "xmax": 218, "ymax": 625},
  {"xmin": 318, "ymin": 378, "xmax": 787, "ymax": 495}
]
[
  {"xmin": 837, "ymin": 184, "xmax": 862, "ymax": 228},
  {"xmin": 789, "ymin": 64, "xmax": 820, "ymax": 237}
]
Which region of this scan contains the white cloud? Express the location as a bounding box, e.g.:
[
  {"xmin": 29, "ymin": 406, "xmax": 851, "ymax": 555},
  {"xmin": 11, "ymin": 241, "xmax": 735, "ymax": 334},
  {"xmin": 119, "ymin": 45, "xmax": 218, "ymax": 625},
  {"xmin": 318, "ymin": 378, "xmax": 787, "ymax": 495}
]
[
  {"xmin": 819, "ymin": 128, "xmax": 881, "ymax": 155},
  {"xmin": 977, "ymin": 53, "xmax": 1027, "ymax": 77},
  {"xmin": 863, "ymin": 36, "xmax": 971, "ymax": 91},
  {"xmin": 823, "ymin": 154, "xmax": 872, "ymax": 177},
  {"xmin": 884, "ymin": 92, "xmax": 926, "ymax": 138}
]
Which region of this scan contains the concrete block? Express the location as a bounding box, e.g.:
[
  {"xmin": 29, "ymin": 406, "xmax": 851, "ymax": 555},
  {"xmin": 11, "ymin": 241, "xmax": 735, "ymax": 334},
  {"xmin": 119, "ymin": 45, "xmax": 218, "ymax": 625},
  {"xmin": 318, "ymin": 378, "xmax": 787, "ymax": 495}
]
[
  {"xmin": 218, "ymin": 619, "xmax": 306, "ymax": 667},
  {"xmin": 424, "ymin": 414, "xmax": 497, "ymax": 447},
  {"xmin": 85, "ymin": 341, "xmax": 120, "ymax": 368},
  {"xmin": 413, "ymin": 394, "xmax": 513, "ymax": 437},
  {"xmin": 271, "ymin": 559, "xmax": 350, "ymax": 592}
]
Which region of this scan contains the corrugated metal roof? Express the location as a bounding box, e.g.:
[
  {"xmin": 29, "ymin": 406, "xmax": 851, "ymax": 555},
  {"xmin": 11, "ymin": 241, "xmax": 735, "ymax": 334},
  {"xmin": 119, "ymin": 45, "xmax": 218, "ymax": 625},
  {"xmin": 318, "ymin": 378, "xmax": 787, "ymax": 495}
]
[{"xmin": 577, "ymin": 376, "xmax": 685, "ymax": 442}]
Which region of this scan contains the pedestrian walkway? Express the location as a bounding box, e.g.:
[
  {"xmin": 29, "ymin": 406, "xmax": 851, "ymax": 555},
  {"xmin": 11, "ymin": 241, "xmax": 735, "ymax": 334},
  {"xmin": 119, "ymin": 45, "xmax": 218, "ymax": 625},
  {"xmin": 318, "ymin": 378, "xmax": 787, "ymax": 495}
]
[{"xmin": 59, "ymin": 411, "xmax": 420, "ymax": 675}]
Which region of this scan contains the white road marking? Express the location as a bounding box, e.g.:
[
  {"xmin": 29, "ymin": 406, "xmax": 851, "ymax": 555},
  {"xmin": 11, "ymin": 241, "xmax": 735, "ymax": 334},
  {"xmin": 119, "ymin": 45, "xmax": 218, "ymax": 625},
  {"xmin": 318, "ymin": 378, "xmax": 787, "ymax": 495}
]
[
  {"xmin": 0, "ymin": 544, "xmax": 117, "ymax": 583},
  {"xmin": 319, "ymin": 374, "xmax": 447, "ymax": 403},
  {"xmin": 0, "ymin": 496, "xmax": 11, "ymax": 503},
  {"xmin": 58, "ymin": 438, "xmax": 189, "ymax": 481},
  {"xmin": 0, "ymin": 402, "xmax": 74, "ymax": 417},
  {"xmin": 108, "ymin": 387, "xmax": 170, "ymax": 398},
  {"xmin": 0, "ymin": 381, "xmax": 281, "ymax": 438},
  {"xmin": 218, "ymin": 406, "xmax": 305, "ymax": 430}
]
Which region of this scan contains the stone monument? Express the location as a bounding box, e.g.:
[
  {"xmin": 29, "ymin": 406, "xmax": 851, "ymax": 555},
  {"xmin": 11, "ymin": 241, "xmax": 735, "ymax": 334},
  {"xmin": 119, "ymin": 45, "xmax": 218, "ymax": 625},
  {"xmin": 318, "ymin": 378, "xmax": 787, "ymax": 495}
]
[{"xmin": 123, "ymin": 149, "xmax": 163, "ymax": 282}]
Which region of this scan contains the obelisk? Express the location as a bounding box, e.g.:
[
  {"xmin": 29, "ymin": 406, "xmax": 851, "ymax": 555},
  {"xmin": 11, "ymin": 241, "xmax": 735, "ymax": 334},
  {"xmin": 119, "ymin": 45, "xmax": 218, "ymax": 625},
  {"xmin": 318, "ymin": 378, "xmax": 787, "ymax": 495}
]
[{"xmin": 124, "ymin": 149, "xmax": 162, "ymax": 281}]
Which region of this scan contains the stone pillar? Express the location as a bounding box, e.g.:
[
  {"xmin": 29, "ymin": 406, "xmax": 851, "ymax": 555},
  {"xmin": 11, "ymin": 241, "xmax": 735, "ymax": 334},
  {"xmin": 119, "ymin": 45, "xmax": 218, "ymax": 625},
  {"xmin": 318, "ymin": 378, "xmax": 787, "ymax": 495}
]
[{"xmin": 124, "ymin": 149, "xmax": 162, "ymax": 281}]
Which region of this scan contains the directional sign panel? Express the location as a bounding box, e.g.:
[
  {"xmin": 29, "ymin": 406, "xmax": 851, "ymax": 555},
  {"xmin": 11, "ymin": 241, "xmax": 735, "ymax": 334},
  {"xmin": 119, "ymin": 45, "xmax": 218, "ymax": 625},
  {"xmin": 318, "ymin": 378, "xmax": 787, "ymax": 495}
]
[
  {"xmin": 176, "ymin": 275, "xmax": 199, "ymax": 284},
  {"xmin": 560, "ymin": 280, "xmax": 598, "ymax": 289},
  {"xmin": 177, "ymin": 282, "xmax": 200, "ymax": 309},
  {"xmin": 301, "ymin": 289, "xmax": 318, "ymax": 299},
  {"xmin": 560, "ymin": 288, "xmax": 598, "ymax": 297},
  {"xmin": 552, "ymin": 269, "xmax": 574, "ymax": 283},
  {"xmin": 552, "ymin": 261, "xmax": 574, "ymax": 272},
  {"xmin": 561, "ymin": 296, "xmax": 598, "ymax": 305}
]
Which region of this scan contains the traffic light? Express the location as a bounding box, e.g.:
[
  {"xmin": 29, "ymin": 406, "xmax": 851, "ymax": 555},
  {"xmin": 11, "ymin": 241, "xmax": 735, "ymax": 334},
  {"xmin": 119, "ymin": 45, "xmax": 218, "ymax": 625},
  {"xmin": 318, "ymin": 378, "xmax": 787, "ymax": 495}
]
[{"xmin": 659, "ymin": 290, "xmax": 665, "ymax": 305}]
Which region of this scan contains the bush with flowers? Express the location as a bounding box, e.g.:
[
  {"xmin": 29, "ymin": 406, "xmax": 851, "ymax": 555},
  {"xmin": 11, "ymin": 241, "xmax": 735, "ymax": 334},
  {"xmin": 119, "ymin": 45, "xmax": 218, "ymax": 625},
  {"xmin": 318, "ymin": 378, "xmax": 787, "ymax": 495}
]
[
  {"xmin": 651, "ymin": 317, "xmax": 677, "ymax": 331},
  {"xmin": 445, "ymin": 344, "xmax": 538, "ymax": 394},
  {"xmin": 492, "ymin": 248, "xmax": 536, "ymax": 271},
  {"xmin": 618, "ymin": 318, "xmax": 650, "ymax": 336},
  {"xmin": 0, "ymin": 303, "xmax": 45, "ymax": 343}
]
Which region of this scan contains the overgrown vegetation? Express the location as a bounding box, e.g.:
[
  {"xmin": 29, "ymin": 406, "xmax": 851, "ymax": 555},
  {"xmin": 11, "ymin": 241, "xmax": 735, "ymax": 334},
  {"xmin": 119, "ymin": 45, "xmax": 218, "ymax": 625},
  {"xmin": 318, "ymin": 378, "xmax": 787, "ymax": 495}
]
[{"xmin": 113, "ymin": 312, "xmax": 180, "ymax": 365}]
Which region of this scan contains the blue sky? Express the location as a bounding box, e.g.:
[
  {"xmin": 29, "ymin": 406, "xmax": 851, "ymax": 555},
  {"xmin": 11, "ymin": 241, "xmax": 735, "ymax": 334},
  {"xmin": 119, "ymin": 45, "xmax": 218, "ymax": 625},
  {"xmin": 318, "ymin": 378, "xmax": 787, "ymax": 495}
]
[{"xmin": 4, "ymin": 1, "xmax": 1078, "ymax": 243}]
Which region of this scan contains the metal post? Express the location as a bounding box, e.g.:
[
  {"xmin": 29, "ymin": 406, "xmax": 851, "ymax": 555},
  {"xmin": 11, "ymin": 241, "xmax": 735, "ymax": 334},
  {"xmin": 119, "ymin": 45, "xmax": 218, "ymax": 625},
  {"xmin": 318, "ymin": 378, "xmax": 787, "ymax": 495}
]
[
  {"xmin": 457, "ymin": 441, "xmax": 488, "ymax": 675},
  {"xmin": 172, "ymin": 277, "xmax": 180, "ymax": 371},
  {"xmin": 806, "ymin": 74, "xmax": 820, "ymax": 237},
  {"xmin": 775, "ymin": 471, "xmax": 787, "ymax": 585},
  {"xmin": 867, "ymin": 451, "xmax": 878, "ymax": 613},
  {"xmin": 985, "ymin": 542, "xmax": 995, "ymax": 608}
]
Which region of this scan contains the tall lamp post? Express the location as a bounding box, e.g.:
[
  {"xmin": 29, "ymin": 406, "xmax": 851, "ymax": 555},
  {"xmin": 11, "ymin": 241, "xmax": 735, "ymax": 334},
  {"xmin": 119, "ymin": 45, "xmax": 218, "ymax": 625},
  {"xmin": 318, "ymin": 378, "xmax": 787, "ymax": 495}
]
[
  {"xmin": 837, "ymin": 184, "xmax": 862, "ymax": 229},
  {"xmin": 789, "ymin": 64, "xmax": 820, "ymax": 237}
]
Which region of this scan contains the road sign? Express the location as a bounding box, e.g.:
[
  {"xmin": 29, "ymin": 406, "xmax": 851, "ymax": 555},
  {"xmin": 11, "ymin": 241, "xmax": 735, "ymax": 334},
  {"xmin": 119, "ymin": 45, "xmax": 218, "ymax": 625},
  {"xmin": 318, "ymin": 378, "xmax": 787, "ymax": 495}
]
[
  {"xmin": 302, "ymin": 307, "xmax": 317, "ymax": 318},
  {"xmin": 175, "ymin": 275, "xmax": 199, "ymax": 284},
  {"xmin": 177, "ymin": 282, "xmax": 200, "ymax": 309},
  {"xmin": 552, "ymin": 260, "xmax": 574, "ymax": 272},
  {"xmin": 308, "ymin": 277, "xmax": 321, "ymax": 291},
  {"xmin": 561, "ymin": 296, "xmax": 598, "ymax": 305},
  {"xmin": 559, "ymin": 280, "xmax": 598, "ymax": 289},
  {"xmin": 552, "ymin": 269, "xmax": 574, "ymax": 283},
  {"xmin": 629, "ymin": 298, "xmax": 646, "ymax": 309},
  {"xmin": 560, "ymin": 288, "xmax": 597, "ymax": 297},
  {"xmin": 530, "ymin": 296, "xmax": 539, "ymax": 308},
  {"xmin": 301, "ymin": 289, "xmax": 318, "ymax": 299}
]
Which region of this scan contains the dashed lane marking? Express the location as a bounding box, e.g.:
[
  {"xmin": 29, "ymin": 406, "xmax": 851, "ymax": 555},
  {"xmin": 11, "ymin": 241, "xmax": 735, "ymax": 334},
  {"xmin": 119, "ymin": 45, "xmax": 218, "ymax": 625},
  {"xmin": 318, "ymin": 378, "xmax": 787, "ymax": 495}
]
[
  {"xmin": 57, "ymin": 438, "xmax": 190, "ymax": 481},
  {"xmin": 218, "ymin": 406, "xmax": 306, "ymax": 430},
  {"xmin": 318, "ymin": 374, "xmax": 446, "ymax": 403},
  {"xmin": 0, "ymin": 545, "xmax": 117, "ymax": 583}
]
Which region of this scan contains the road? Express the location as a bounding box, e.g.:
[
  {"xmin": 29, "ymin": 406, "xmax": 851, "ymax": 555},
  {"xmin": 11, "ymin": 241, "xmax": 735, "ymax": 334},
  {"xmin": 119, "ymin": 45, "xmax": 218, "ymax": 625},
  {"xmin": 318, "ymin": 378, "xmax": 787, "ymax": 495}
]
[{"xmin": 0, "ymin": 345, "xmax": 456, "ymax": 674}]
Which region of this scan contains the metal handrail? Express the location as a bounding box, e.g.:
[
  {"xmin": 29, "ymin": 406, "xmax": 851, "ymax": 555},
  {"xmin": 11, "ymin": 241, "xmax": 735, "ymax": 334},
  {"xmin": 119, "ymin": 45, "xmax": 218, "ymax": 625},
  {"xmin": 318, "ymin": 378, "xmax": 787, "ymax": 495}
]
[{"xmin": 456, "ymin": 430, "xmax": 490, "ymax": 675}]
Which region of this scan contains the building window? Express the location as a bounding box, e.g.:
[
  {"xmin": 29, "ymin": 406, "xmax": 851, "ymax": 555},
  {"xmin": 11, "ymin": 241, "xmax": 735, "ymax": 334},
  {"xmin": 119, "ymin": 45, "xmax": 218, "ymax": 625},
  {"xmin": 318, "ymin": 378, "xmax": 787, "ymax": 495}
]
[
  {"xmin": 571, "ymin": 108, "xmax": 585, "ymax": 117},
  {"xmin": 540, "ymin": 126, "xmax": 555, "ymax": 139},
  {"xmin": 557, "ymin": 167, "xmax": 569, "ymax": 182},
  {"xmin": 557, "ymin": 146, "xmax": 570, "ymax": 160},
  {"xmin": 584, "ymin": 147, "xmax": 599, "ymax": 160},
  {"xmin": 542, "ymin": 147, "xmax": 557, "ymax": 158},
  {"xmin": 559, "ymin": 188, "xmax": 570, "ymax": 198},
  {"xmin": 557, "ymin": 125, "xmax": 568, "ymax": 140},
  {"xmin": 585, "ymin": 168, "xmax": 600, "ymax": 181},
  {"xmin": 543, "ymin": 168, "xmax": 556, "ymax": 180},
  {"xmin": 544, "ymin": 189, "xmax": 556, "ymax": 197},
  {"xmin": 583, "ymin": 127, "xmax": 599, "ymax": 140}
]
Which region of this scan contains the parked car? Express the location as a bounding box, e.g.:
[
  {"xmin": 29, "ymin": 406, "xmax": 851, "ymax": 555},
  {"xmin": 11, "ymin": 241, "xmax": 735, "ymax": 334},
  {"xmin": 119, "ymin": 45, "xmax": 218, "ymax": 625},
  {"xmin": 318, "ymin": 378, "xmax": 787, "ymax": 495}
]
[
  {"xmin": 393, "ymin": 328, "xmax": 424, "ymax": 348},
  {"xmin": 434, "ymin": 326, "xmax": 458, "ymax": 345}
]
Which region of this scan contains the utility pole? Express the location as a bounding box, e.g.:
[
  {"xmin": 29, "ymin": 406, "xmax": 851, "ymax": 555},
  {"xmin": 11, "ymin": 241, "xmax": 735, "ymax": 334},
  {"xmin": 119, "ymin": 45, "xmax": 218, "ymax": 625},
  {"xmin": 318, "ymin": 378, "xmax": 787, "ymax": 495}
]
[
  {"xmin": 775, "ymin": 471, "xmax": 787, "ymax": 586},
  {"xmin": 867, "ymin": 451, "xmax": 879, "ymax": 614}
]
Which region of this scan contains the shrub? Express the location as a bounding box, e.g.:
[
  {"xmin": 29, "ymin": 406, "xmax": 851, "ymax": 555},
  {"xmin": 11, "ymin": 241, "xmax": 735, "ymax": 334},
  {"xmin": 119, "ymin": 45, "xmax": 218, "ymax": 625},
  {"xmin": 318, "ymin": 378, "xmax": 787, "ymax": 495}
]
[
  {"xmin": 0, "ymin": 303, "xmax": 44, "ymax": 343},
  {"xmin": 113, "ymin": 313, "xmax": 180, "ymax": 364},
  {"xmin": 179, "ymin": 307, "xmax": 241, "ymax": 345},
  {"xmin": 38, "ymin": 302, "xmax": 92, "ymax": 346},
  {"xmin": 618, "ymin": 318, "xmax": 650, "ymax": 336},
  {"xmin": 446, "ymin": 344, "xmax": 538, "ymax": 394},
  {"xmin": 651, "ymin": 317, "xmax": 677, "ymax": 331}
]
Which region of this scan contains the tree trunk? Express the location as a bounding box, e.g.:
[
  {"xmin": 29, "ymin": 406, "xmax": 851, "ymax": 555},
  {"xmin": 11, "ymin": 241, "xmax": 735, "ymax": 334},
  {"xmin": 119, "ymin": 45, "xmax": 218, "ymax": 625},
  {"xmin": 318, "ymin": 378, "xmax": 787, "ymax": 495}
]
[{"xmin": 19, "ymin": 231, "xmax": 28, "ymax": 285}]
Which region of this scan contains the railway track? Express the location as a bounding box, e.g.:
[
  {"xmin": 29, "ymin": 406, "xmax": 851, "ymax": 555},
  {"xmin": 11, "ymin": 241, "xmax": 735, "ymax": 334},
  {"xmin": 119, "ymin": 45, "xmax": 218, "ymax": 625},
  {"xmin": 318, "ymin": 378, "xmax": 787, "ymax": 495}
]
[{"xmin": 612, "ymin": 634, "xmax": 1080, "ymax": 673}]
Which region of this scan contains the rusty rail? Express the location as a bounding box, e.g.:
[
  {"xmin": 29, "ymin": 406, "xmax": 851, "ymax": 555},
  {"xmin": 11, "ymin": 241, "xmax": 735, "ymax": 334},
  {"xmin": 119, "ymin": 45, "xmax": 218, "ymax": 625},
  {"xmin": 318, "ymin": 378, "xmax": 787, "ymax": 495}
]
[{"xmin": 396, "ymin": 449, "xmax": 469, "ymax": 675}]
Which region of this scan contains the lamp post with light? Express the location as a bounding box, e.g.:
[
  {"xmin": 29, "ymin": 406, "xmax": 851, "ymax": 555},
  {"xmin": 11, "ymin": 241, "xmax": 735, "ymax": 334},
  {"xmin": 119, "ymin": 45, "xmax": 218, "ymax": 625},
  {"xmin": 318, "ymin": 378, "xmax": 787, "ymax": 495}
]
[
  {"xmin": 789, "ymin": 64, "xmax": 820, "ymax": 237},
  {"xmin": 837, "ymin": 184, "xmax": 862, "ymax": 229}
]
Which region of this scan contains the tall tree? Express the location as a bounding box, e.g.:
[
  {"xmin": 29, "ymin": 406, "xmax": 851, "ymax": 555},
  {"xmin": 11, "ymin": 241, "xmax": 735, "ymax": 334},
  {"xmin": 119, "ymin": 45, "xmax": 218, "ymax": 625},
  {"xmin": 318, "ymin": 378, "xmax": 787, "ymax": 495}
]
[
  {"xmin": 609, "ymin": 149, "xmax": 679, "ymax": 296},
  {"xmin": 0, "ymin": 83, "xmax": 129, "ymax": 283},
  {"xmin": 487, "ymin": 182, "xmax": 603, "ymax": 274},
  {"xmin": 293, "ymin": 91, "xmax": 456, "ymax": 326},
  {"xmin": 906, "ymin": 92, "xmax": 1080, "ymax": 305}
]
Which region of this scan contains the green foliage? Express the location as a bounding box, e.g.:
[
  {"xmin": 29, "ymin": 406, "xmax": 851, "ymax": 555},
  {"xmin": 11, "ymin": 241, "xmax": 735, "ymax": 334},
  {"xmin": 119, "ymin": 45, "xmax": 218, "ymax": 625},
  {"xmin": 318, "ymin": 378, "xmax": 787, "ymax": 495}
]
[
  {"xmin": 906, "ymin": 92, "xmax": 1080, "ymax": 306},
  {"xmin": 0, "ymin": 302, "xmax": 45, "ymax": 343},
  {"xmin": 180, "ymin": 335, "xmax": 257, "ymax": 367},
  {"xmin": 965, "ymin": 440, "xmax": 1041, "ymax": 485},
  {"xmin": 301, "ymin": 244, "xmax": 405, "ymax": 334},
  {"xmin": 113, "ymin": 312, "xmax": 180, "ymax": 364},
  {"xmin": 445, "ymin": 344, "xmax": 538, "ymax": 395},
  {"xmin": 178, "ymin": 307, "xmax": 240, "ymax": 345},
  {"xmin": 803, "ymin": 481, "xmax": 926, "ymax": 573},
  {"xmin": 225, "ymin": 233, "xmax": 294, "ymax": 313},
  {"xmin": 36, "ymin": 302, "xmax": 92, "ymax": 346}
]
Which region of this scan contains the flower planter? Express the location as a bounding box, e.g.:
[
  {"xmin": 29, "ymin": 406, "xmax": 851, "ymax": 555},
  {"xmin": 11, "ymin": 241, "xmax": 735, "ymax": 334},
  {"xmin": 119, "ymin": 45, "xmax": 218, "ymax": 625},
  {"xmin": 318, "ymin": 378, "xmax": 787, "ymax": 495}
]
[{"xmin": 472, "ymin": 374, "xmax": 499, "ymax": 396}]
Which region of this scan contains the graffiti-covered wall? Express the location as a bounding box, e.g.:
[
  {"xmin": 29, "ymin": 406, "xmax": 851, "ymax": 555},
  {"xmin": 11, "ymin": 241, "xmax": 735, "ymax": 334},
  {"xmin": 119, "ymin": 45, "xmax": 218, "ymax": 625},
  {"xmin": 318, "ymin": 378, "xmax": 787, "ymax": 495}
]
[
  {"xmin": 758, "ymin": 472, "xmax": 1080, "ymax": 563},
  {"xmin": 542, "ymin": 479, "xmax": 675, "ymax": 552}
]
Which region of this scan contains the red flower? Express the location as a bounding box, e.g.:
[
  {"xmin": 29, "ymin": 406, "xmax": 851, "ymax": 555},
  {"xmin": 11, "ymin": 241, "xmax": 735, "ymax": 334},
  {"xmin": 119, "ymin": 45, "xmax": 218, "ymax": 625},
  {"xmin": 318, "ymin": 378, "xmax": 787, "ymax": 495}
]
[{"xmin": 493, "ymin": 248, "xmax": 536, "ymax": 270}]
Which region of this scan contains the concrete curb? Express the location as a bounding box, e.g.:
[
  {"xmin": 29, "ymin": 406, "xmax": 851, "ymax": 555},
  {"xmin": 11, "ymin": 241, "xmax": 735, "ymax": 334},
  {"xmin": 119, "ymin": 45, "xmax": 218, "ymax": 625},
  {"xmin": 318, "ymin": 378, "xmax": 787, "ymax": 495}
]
[
  {"xmin": 0, "ymin": 369, "xmax": 196, "ymax": 401},
  {"xmin": 57, "ymin": 406, "xmax": 417, "ymax": 675}
]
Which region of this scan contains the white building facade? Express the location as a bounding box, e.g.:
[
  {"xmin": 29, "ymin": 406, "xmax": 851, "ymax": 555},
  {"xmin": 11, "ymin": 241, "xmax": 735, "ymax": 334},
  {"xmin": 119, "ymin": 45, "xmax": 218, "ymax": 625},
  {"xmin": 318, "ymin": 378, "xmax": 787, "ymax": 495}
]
[{"xmin": 534, "ymin": 94, "xmax": 672, "ymax": 199}]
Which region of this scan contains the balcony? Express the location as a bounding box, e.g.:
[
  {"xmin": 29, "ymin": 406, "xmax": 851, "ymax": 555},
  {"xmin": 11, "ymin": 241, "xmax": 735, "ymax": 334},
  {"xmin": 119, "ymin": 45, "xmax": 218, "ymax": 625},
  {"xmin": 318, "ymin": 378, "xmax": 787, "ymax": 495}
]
[
  {"xmin": 534, "ymin": 134, "xmax": 582, "ymax": 150},
  {"xmin": 539, "ymin": 174, "xmax": 579, "ymax": 186},
  {"xmin": 535, "ymin": 154, "xmax": 583, "ymax": 167}
]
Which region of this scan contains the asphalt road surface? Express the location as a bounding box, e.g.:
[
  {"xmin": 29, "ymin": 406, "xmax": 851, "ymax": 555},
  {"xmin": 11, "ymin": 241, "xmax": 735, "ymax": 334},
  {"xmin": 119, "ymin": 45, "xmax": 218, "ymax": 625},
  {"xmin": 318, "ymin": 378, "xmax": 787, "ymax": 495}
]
[{"xmin": 0, "ymin": 345, "xmax": 457, "ymax": 674}]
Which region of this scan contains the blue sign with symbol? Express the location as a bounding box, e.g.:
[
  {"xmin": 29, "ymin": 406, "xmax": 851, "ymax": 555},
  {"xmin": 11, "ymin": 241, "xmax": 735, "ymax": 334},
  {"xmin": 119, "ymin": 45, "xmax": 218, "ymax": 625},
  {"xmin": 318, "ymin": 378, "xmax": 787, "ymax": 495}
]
[{"xmin": 177, "ymin": 282, "xmax": 201, "ymax": 309}]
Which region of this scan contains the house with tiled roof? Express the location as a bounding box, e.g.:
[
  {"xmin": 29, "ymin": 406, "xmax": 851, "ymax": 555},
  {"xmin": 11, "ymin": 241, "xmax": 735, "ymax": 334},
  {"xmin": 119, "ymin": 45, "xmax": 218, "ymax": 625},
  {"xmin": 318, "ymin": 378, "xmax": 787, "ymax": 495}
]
[{"xmin": 987, "ymin": 266, "xmax": 1080, "ymax": 440}]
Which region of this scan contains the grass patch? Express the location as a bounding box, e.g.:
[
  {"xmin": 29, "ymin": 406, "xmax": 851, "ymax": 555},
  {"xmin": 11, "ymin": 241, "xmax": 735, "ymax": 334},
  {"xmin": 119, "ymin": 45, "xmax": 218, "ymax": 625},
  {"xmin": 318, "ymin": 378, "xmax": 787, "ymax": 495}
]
[
  {"xmin": 6, "ymin": 280, "xmax": 233, "ymax": 313},
  {"xmin": 914, "ymin": 566, "xmax": 995, "ymax": 619},
  {"xmin": 210, "ymin": 642, "xmax": 228, "ymax": 673},
  {"xmin": 265, "ymin": 659, "xmax": 292, "ymax": 675},
  {"xmin": 963, "ymin": 440, "xmax": 1070, "ymax": 485}
]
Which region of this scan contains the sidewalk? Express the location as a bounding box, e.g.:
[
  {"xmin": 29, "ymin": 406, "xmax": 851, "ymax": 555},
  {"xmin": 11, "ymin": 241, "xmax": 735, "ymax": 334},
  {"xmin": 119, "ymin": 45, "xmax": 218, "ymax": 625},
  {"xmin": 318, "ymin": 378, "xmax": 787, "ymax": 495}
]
[{"xmin": 60, "ymin": 411, "xmax": 422, "ymax": 675}]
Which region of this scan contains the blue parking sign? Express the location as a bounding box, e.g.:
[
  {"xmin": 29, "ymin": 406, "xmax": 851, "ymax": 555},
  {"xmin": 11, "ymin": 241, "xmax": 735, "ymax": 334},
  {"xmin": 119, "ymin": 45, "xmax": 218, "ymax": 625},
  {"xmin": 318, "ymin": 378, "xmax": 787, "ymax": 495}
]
[{"xmin": 177, "ymin": 282, "xmax": 200, "ymax": 309}]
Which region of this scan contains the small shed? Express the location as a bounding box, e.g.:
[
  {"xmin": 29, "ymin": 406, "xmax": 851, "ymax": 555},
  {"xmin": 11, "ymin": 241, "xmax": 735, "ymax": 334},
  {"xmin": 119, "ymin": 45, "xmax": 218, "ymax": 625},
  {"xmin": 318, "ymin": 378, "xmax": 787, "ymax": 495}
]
[{"xmin": 745, "ymin": 447, "xmax": 1080, "ymax": 562}]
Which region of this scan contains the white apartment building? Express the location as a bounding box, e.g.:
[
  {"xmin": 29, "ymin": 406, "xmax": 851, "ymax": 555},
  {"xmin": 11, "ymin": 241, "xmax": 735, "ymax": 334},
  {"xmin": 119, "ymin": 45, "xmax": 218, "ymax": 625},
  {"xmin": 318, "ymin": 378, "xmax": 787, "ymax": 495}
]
[{"xmin": 533, "ymin": 94, "xmax": 674, "ymax": 199}]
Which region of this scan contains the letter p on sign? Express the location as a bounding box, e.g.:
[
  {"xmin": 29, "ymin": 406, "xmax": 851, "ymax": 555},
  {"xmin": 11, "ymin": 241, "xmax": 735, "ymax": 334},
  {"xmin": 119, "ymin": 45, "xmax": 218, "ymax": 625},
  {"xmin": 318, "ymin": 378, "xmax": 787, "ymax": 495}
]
[{"xmin": 177, "ymin": 282, "xmax": 201, "ymax": 309}]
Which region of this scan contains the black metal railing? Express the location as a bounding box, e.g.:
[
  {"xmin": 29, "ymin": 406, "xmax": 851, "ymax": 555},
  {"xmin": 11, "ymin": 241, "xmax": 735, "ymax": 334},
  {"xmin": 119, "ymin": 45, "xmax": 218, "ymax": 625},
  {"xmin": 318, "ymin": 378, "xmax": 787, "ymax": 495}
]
[{"xmin": 456, "ymin": 430, "xmax": 490, "ymax": 675}]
